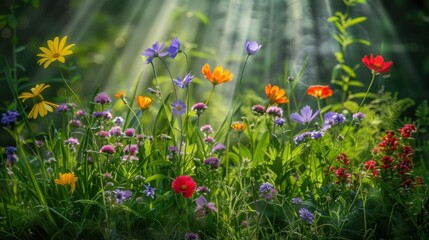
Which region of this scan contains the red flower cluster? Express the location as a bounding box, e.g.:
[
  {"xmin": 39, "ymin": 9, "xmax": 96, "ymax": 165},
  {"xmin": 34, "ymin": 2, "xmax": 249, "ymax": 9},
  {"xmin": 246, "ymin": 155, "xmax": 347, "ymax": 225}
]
[
  {"xmin": 399, "ymin": 124, "xmax": 416, "ymax": 138},
  {"xmin": 172, "ymin": 175, "xmax": 197, "ymax": 198},
  {"xmin": 375, "ymin": 130, "xmax": 399, "ymax": 154},
  {"xmin": 328, "ymin": 153, "xmax": 352, "ymax": 185}
]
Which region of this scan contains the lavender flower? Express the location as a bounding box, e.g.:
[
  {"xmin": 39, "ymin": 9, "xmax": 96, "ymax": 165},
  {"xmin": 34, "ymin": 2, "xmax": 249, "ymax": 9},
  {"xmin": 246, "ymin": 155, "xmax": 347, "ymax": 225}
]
[
  {"xmin": 212, "ymin": 143, "xmax": 226, "ymax": 153},
  {"xmin": 245, "ymin": 40, "xmax": 262, "ymax": 55},
  {"xmin": 141, "ymin": 41, "xmax": 169, "ymax": 64},
  {"xmin": 203, "ymin": 157, "xmax": 220, "ymax": 169},
  {"xmin": 259, "ymin": 182, "xmax": 277, "ymax": 200},
  {"xmin": 94, "ymin": 93, "xmax": 112, "ymax": 105},
  {"xmin": 266, "ymin": 106, "xmax": 283, "ymax": 118},
  {"xmin": 171, "ymin": 100, "xmax": 186, "ymax": 116},
  {"xmin": 167, "ymin": 37, "xmax": 181, "ymax": 58},
  {"xmin": 1, "ymin": 110, "xmax": 20, "ymax": 126},
  {"xmin": 113, "ymin": 116, "xmax": 125, "ymax": 126},
  {"xmin": 64, "ymin": 137, "xmax": 79, "ymax": 151},
  {"xmin": 252, "ymin": 104, "xmax": 266, "ymax": 115},
  {"xmin": 6, "ymin": 146, "xmax": 18, "ymax": 166},
  {"xmin": 293, "ymin": 132, "xmax": 311, "ymax": 145},
  {"xmin": 143, "ymin": 184, "xmax": 156, "ymax": 198},
  {"xmin": 195, "ymin": 195, "xmax": 218, "ymax": 218},
  {"xmin": 56, "ymin": 103, "xmax": 70, "ymax": 112},
  {"xmin": 298, "ymin": 208, "xmax": 315, "ymax": 224},
  {"xmin": 173, "ymin": 72, "xmax": 194, "ymax": 88},
  {"xmin": 109, "ymin": 126, "xmax": 123, "ymax": 137},
  {"xmin": 76, "ymin": 109, "xmax": 85, "ymax": 117},
  {"xmin": 310, "ymin": 131, "xmax": 324, "ymax": 140},
  {"xmin": 353, "ymin": 112, "xmax": 366, "ymax": 121},
  {"xmin": 185, "ymin": 232, "xmax": 199, "ymax": 240},
  {"xmin": 291, "ymin": 197, "xmax": 303, "ymax": 205},
  {"xmin": 92, "ymin": 111, "xmax": 112, "ymax": 119},
  {"xmin": 114, "ymin": 189, "xmax": 133, "ymax": 204},
  {"xmin": 196, "ymin": 186, "xmax": 210, "ymax": 193},
  {"xmin": 274, "ymin": 117, "xmax": 285, "ymax": 126},
  {"xmin": 290, "ymin": 105, "xmax": 319, "ymax": 125}
]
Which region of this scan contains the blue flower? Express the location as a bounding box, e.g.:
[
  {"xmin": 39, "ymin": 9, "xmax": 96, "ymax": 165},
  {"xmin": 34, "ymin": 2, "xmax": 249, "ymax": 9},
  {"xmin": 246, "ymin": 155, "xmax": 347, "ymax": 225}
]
[
  {"xmin": 259, "ymin": 182, "xmax": 274, "ymax": 193},
  {"xmin": 274, "ymin": 117, "xmax": 286, "ymax": 126},
  {"xmin": 291, "ymin": 197, "xmax": 303, "ymax": 205},
  {"xmin": 245, "ymin": 40, "xmax": 262, "ymax": 55},
  {"xmin": 141, "ymin": 41, "xmax": 169, "ymax": 64},
  {"xmin": 171, "ymin": 100, "xmax": 186, "ymax": 116},
  {"xmin": 143, "ymin": 184, "xmax": 156, "ymax": 198},
  {"xmin": 293, "ymin": 131, "xmax": 311, "ymax": 145},
  {"xmin": 310, "ymin": 131, "xmax": 324, "ymax": 140},
  {"xmin": 298, "ymin": 208, "xmax": 315, "ymax": 224},
  {"xmin": 290, "ymin": 105, "xmax": 319, "ymax": 125},
  {"xmin": 173, "ymin": 72, "xmax": 194, "ymax": 88},
  {"xmin": 114, "ymin": 189, "xmax": 133, "ymax": 204},
  {"xmin": 1, "ymin": 110, "xmax": 20, "ymax": 126},
  {"xmin": 167, "ymin": 37, "xmax": 181, "ymax": 59}
]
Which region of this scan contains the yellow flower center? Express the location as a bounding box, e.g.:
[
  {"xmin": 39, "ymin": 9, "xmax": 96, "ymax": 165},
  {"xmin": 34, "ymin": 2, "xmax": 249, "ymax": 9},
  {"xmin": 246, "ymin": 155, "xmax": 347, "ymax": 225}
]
[
  {"xmin": 53, "ymin": 53, "xmax": 60, "ymax": 58},
  {"xmin": 181, "ymin": 185, "xmax": 187, "ymax": 190}
]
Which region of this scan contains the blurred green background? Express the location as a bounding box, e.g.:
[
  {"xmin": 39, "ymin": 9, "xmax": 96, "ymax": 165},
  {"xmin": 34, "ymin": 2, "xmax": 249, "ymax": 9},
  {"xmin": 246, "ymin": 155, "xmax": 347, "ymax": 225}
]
[{"xmin": 1, "ymin": 0, "xmax": 428, "ymax": 116}]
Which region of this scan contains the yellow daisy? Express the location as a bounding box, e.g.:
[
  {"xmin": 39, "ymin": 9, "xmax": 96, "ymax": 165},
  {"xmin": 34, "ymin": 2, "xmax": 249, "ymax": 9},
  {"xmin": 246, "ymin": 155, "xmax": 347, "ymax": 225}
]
[
  {"xmin": 37, "ymin": 36, "xmax": 75, "ymax": 69},
  {"xmin": 54, "ymin": 172, "xmax": 78, "ymax": 193},
  {"xmin": 18, "ymin": 83, "xmax": 59, "ymax": 119}
]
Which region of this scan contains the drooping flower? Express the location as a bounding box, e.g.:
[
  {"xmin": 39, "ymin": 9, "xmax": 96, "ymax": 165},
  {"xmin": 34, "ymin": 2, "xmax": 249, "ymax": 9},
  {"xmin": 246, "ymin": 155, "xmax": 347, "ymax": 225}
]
[
  {"xmin": 307, "ymin": 85, "xmax": 333, "ymax": 99},
  {"xmin": 194, "ymin": 195, "xmax": 218, "ymax": 218},
  {"xmin": 94, "ymin": 92, "xmax": 112, "ymax": 105},
  {"xmin": 298, "ymin": 208, "xmax": 315, "ymax": 224},
  {"xmin": 290, "ymin": 105, "xmax": 319, "ymax": 125},
  {"xmin": 37, "ymin": 36, "xmax": 75, "ymax": 69},
  {"xmin": 18, "ymin": 84, "xmax": 59, "ymax": 119},
  {"xmin": 265, "ymin": 84, "xmax": 288, "ymax": 104},
  {"xmin": 55, "ymin": 172, "xmax": 78, "ymax": 193},
  {"xmin": 173, "ymin": 72, "xmax": 194, "ymax": 88},
  {"xmin": 171, "ymin": 100, "xmax": 186, "ymax": 116},
  {"xmin": 136, "ymin": 96, "xmax": 153, "ymax": 110},
  {"xmin": 114, "ymin": 189, "xmax": 133, "ymax": 204},
  {"xmin": 143, "ymin": 184, "xmax": 156, "ymax": 198},
  {"xmin": 141, "ymin": 41, "xmax": 169, "ymax": 64},
  {"xmin": 172, "ymin": 175, "xmax": 197, "ymax": 198},
  {"xmin": 202, "ymin": 63, "xmax": 233, "ymax": 85},
  {"xmin": 245, "ymin": 40, "xmax": 262, "ymax": 55},
  {"xmin": 231, "ymin": 121, "xmax": 246, "ymax": 133},
  {"xmin": 362, "ymin": 54, "xmax": 393, "ymax": 74},
  {"xmin": 1, "ymin": 110, "xmax": 20, "ymax": 126},
  {"xmin": 167, "ymin": 37, "xmax": 181, "ymax": 59}
]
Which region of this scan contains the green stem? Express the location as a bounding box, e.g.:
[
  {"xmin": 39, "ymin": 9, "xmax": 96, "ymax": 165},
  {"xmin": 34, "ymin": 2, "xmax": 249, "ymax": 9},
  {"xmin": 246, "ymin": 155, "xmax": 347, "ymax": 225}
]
[
  {"xmin": 205, "ymin": 85, "xmax": 216, "ymax": 105},
  {"xmin": 158, "ymin": 57, "xmax": 178, "ymax": 100}
]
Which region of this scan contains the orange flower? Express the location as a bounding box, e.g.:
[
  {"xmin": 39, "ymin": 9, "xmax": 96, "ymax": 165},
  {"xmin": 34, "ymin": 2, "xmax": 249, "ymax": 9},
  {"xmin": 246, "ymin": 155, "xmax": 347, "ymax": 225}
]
[
  {"xmin": 307, "ymin": 85, "xmax": 333, "ymax": 99},
  {"xmin": 115, "ymin": 90, "xmax": 125, "ymax": 99},
  {"xmin": 136, "ymin": 96, "xmax": 152, "ymax": 110},
  {"xmin": 55, "ymin": 172, "xmax": 78, "ymax": 193},
  {"xmin": 231, "ymin": 121, "xmax": 246, "ymax": 133},
  {"xmin": 265, "ymin": 84, "xmax": 288, "ymax": 104},
  {"xmin": 202, "ymin": 63, "xmax": 233, "ymax": 85}
]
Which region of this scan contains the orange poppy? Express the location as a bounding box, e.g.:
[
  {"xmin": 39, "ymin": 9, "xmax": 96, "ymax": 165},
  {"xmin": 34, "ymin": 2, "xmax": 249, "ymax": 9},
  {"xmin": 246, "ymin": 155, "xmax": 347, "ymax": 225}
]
[
  {"xmin": 265, "ymin": 84, "xmax": 288, "ymax": 104},
  {"xmin": 201, "ymin": 63, "xmax": 233, "ymax": 85},
  {"xmin": 306, "ymin": 85, "xmax": 333, "ymax": 99},
  {"xmin": 136, "ymin": 96, "xmax": 153, "ymax": 110},
  {"xmin": 115, "ymin": 90, "xmax": 126, "ymax": 99}
]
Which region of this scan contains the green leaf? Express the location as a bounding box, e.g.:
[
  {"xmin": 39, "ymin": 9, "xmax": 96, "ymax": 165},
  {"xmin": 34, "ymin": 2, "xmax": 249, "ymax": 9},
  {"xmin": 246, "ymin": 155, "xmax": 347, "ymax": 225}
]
[
  {"xmin": 191, "ymin": 11, "xmax": 209, "ymax": 24},
  {"xmin": 352, "ymin": 38, "xmax": 371, "ymax": 46},
  {"xmin": 345, "ymin": 16, "xmax": 367, "ymax": 27},
  {"xmin": 148, "ymin": 160, "xmax": 172, "ymax": 167},
  {"xmin": 331, "ymin": 34, "xmax": 343, "ymax": 44},
  {"xmin": 327, "ymin": 16, "xmax": 339, "ymax": 23},
  {"xmin": 334, "ymin": 22, "xmax": 346, "ymax": 34},
  {"xmin": 343, "ymin": 101, "xmax": 359, "ymax": 112},
  {"xmin": 349, "ymin": 92, "xmax": 378, "ymax": 99},
  {"xmin": 0, "ymin": 15, "xmax": 7, "ymax": 29},
  {"xmin": 348, "ymin": 80, "xmax": 364, "ymax": 87},
  {"xmin": 340, "ymin": 64, "xmax": 356, "ymax": 78},
  {"xmin": 31, "ymin": 0, "xmax": 40, "ymax": 8},
  {"xmin": 144, "ymin": 174, "xmax": 169, "ymax": 183},
  {"xmin": 334, "ymin": 52, "xmax": 344, "ymax": 63}
]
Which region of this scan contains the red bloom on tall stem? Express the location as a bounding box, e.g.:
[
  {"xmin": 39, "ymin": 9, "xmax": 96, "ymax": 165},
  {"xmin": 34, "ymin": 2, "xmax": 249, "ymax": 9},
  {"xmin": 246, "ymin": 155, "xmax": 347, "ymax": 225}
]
[
  {"xmin": 306, "ymin": 85, "xmax": 333, "ymax": 99},
  {"xmin": 362, "ymin": 54, "xmax": 393, "ymax": 74},
  {"xmin": 172, "ymin": 175, "xmax": 197, "ymax": 198}
]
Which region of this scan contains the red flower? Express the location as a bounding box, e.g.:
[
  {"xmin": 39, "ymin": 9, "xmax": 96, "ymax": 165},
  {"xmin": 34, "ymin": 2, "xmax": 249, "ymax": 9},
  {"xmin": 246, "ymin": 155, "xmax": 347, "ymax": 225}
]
[
  {"xmin": 362, "ymin": 54, "xmax": 393, "ymax": 74},
  {"xmin": 172, "ymin": 175, "xmax": 197, "ymax": 198},
  {"xmin": 399, "ymin": 124, "xmax": 416, "ymax": 138},
  {"xmin": 306, "ymin": 85, "xmax": 333, "ymax": 99},
  {"xmin": 364, "ymin": 160, "xmax": 377, "ymax": 170}
]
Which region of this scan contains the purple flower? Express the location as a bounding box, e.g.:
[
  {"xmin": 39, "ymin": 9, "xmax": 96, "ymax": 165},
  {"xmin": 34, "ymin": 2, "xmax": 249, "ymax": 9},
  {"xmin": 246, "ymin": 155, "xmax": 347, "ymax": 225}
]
[
  {"xmin": 92, "ymin": 111, "xmax": 112, "ymax": 119},
  {"xmin": 212, "ymin": 143, "xmax": 226, "ymax": 153},
  {"xmin": 76, "ymin": 109, "xmax": 85, "ymax": 117},
  {"xmin": 259, "ymin": 182, "xmax": 274, "ymax": 193},
  {"xmin": 171, "ymin": 100, "xmax": 186, "ymax": 116},
  {"xmin": 173, "ymin": 72, "xmax": 194, "ymax": 88},
  {"xmin": 94, "ymin": 93, "xmax": 112, "ymax": 105},
  {"xmin": 1, "ymin": 110, "xmax": 20, "ymax": 126},
  {"xmin": 141, "ymin": 41, "xmax": 169, "ymax": 64},
  {"xmin": 291, "ymin": 197, "xmax": 303, "ymax": 205},
  {"xmin": 97, "ymin": 130, "xmax": 110, "ymax": 138},
  {"xmin": 6, "ymin": 146, "xmax": 18, "ymax": 166},
  {"xmin": 266, "ymin": 106, "xmax": 283, "ymax": 118},
  {"xmin": 69, "ymin": 119, "xmax": 82, "ymax": 127},
  {"xmin": 203, "ymin": 157, "xmax": 220, "ymax": 169},
  {"xmin": 274, "ymin": 117, "xmax": 285, "ymax": 126},
  {"xmin": 191, "ymin": 102, "xmax": 208, "ymax": 116},
  {"xmin": 252, "ymin": 104, "xmax": 266, "ymax": 115},
  {"xmin": 298, "ymin": 208, "xmax": 315, "ymax": 224},
  {"xmin": 353, "ymin": 112, "xmax": 366, "ymax": 121},
  {"xmin": 109, "ymin": 126, "xmax": 123, "ymax": 137},
  {"xmin": 196, "ymin": 186, "xmax": 210, "ymax": 193},
  {"xmin": 64, "ymin": 137, "xmax": 79, "ymax": 150},
  {"xmin": 114, "ymin": 189, "xmax": 133, "ymax": 203},
  {"xmin": 100, "ymin": 145, "xmax": 115, "ymax": 154},
  {"xmin": 290, "ymin": 105, "xmax": 319, "ymax": 125},
  {"xmin": 113, "ymin": 116, "xmax": 125, "ymax": 126},
  {"xmin": 56, "ymin": 103, "xmax": 70, "ymax": 112},
  {"xmin": 124, "ymin": 128, "xmax": 135, "ymax": 137},
  {"xmin": 185, "ymin": 232, "xmax": 199, "ymax": 240},
  {"xmin": 200, "ymin": 124, "xmax": 214, "ymax": 134},
  {"xmin": 293, "ymin": 131, "xmax": 311, "ymax": 145},
  {"xmin": 195, "ymin": 195, "xmax": 218, "ymax": 218},
  {"xmin": 310, "ymin": 131, "xmax": 324, "ymax": 140},
  {"xmin": 245, "ymin": 40, "xmax": 262, "ymax": 55},
  {"xmin": 123, "ymin": 144, "xmax": 138, "ymax": 155},
  {"xmin": 143, "ymin": 184, "xmax": 156, "ymax": 198},
  {"xmin": 167, "ymin": 37, "xmax": 181, "ymax": 58}
]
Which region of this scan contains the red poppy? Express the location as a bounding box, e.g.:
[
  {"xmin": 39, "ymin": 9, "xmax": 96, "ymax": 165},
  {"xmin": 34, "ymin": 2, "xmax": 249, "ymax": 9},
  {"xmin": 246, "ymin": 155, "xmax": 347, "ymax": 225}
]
[
  {"xmin": 306, "ymin": 85, "xmax": 333, "ymax": 99},
  {"xmin": 362, "ymin": 54, "xmax": 393, "ymax": 74},
  {"xmin": 172, "ymin": 175, "xmax": 197, "ymax": 198}
]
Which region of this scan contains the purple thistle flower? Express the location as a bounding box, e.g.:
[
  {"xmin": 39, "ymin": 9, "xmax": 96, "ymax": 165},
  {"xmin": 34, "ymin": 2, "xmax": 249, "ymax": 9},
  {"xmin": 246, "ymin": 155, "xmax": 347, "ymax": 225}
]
[
  {"xmin": 204, "ymin": 136, "xmax": 215, "ymax": 144},
  {"xmin": 291, "ymin": 197, "xmax": 303, "ymax": 205},
  {"xmin": 353, "ymin": 112, "xmax": 366, "ymax": 121},
  {"xmin": 298, "ymin": 208, "xmax": 315, "ymax": 224},
  {"xmin": 185, "ymin": 232, "xmax": 199, "ymax": 240},
  {"xmin": 173, "ymin": 72, "xmax": 194, "ymax": 88},
  {"xmin": 94, "ymin": 93, "xmax": 112, "ymax": 105},
  {"xmin": 203, "ymin": 157, "xmax": 220, "ymax": 169},
  {"xmin": 191, "ymin": 102, "xmax": 208, "ymax": 116},
  {"xmin": 92, "ymin": 111, "xmax": 112, "ymax": 119},
  {"xmin": 109, "ymin": 126, "xmax": 123, "ymax": 137},
  {"xmin": 290, "ymin": 105, "xmax": 319, "ymax": 125},
  {"xmin": 123, "ymin": 144, "xmax": 138, "ymax": 155},
  {"xmin": 69, "ymin": 119, "xmax": 82, "ymax": 127},
  {"xmin": 1, "ymin": 110, "xmax": 20, "ymax": 126},
  {"xmin": 141, "ymin": 41, "xmax": 169, "ymax": 64},
  {"xmin": 56, "ymin": 103, "xmax": 70, "ymax": 112},
  {"xmin": 252, "ymin": 104, "xmax": 266, "ymax": 115},
  {"xmin": 143, "ymin": 184, "xmax": 156, "ymax": 198},
  {"xmin": 200, "ymin": 124, "xmax": 214, "ymax": 134},
  {"xmin": 6, "ymin": 146, "xmax": 18, "ymax": 166},
  {"xmin": 167, "ymin": 37, "xmax": 181, "ymax": 59},
  {"xmin": 100, "ymin": 145, "xmax": 115, "ymax": 154},
  {"xmin": 195, "ymin": 195, "xmax": 218, "ymax": 218},
  {"xmin": 266, "ymin": 106, "xmax": 283, "ymax": 118},
  {"xmin": 97, "ymin": 130, "xmax": 110, "ymax": 138},
  {"xmin": 212, "ymin": 143, "xmax": 226, "ymax": 153},
  {"xmin": 171, "ymin": 100, "xmax": 186, "ymax": 116},
  {"xmin": 114, "ymin": 189, "xmax": 133, "ymax": 203},
  {"xmin": 64, "ymin": 137, "xmax": 79, "ymax": 147},
  {"xmin": 124, "ymin": 128, "xmax": 135, "ymax": 137},
  {"xmin": 245, "ymin": 40, "xmax": 262, "ymax": 55}
]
